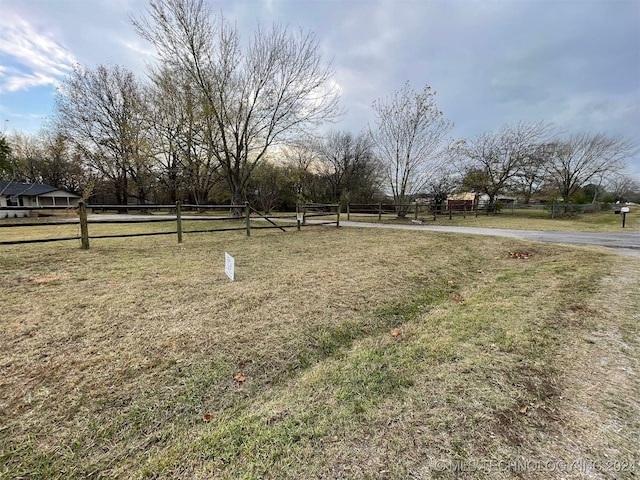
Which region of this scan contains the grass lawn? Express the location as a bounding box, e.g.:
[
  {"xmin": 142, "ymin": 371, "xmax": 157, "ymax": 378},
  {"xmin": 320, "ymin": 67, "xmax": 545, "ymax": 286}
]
[{"xmin": 1, "ymin": 226, "xmax": 638, "ymax": 479}]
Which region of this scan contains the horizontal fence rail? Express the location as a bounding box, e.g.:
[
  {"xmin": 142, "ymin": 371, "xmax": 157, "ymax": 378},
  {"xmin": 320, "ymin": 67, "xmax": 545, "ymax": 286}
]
[
  {"xmin": 344, "ymin": 202, "xmax": 613, "ymax": 221},
  {"xmin": 298, "ymin": 203, "xmax": 341, "ymax": 228},
  {"xmin": 0, "ymin": 201, "xmax": 339, "ymax": 248}
]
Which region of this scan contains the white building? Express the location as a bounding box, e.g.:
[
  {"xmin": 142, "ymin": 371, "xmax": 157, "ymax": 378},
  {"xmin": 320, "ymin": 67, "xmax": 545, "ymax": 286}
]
[{"xmin": 0, "ymin": 181, "xmax": 80, "ymax": 217}]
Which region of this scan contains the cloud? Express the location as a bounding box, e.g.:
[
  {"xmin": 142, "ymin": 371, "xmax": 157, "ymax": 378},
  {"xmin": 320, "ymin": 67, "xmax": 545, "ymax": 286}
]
[
  {"xmin": 1, "ymin": 69, "xmax": 57, "ymax": 92},
  {"xmin": 117, "ymin": 38, "xmax": 158, "ymax": 59},
  {"xmin": 0, "ymin": 12, "xmax": 77, "ymax": 93}
]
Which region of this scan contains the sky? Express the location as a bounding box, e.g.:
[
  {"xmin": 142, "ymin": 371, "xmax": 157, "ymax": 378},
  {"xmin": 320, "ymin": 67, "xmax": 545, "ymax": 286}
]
[{"xmin": 1, "ymin": 0, "xmax": 639, "ymax": 180}]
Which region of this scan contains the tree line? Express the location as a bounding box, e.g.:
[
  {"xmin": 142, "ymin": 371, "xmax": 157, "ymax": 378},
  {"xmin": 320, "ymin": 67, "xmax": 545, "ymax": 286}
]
[{"xmin": 1, "ymin": 0, "xmax": 638, "ymax": 213}]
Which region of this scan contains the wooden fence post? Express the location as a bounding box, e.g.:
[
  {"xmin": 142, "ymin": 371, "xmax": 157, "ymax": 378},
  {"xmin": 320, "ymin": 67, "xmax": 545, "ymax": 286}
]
[
  {"xmin": 347, "ymin": 203, "xmax": 350, "ymax": 220},
  {"xmin": 336, "ymin": 204, "xmax": 341, "ymax": 227},
  {"xmin": 449, "ymin": 206, "xmax": 452, "ymax": 220},
  {"xmin": 378, "ymin": 202, "xmax": 382, "ymax": 221},
  {"xmin": 296, "ymin": 203, "xmax": 301, "ymax": 231},
  {"xmin": 414, "ymin": 204, "xmax": 419, "ymax": 220},
  {"xmin": 176, "ymin": 201, "xmax": 183, "ymax": 243},
  {"xmin": 79, "ymin": 200, "xmax": 90, "ymax": 250},
  {"xmin": 245, "ymin": 201, "xmax": 251, "ymax": 236}
]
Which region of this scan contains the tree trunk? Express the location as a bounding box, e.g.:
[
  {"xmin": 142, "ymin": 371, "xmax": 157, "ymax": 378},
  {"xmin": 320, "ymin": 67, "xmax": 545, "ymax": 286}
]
[
  {"xmin": 394, "ymin": 194, "xmax": 410, "ymax": 218},
  {"xmin": 229, "ymin": 178, "xmax": 245, "ymax": 217}
]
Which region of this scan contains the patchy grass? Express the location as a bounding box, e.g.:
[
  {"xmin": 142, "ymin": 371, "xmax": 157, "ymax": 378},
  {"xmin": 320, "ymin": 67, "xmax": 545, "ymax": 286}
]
[{"xmin": 1, "ymin": 227, "xmax": 638, "ymax": 479}]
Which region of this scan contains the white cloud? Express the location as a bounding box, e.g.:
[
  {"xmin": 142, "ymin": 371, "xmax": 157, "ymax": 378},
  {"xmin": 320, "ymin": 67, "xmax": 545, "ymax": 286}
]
[
  {"xmin": 1, "ymin": 70, "xmax": 57, "ymax": 93},
  {"xmin": 118, "ymin": 39, "xmax": 157, "ymax": 59},
  {"xmin": 0, "ymin": 12, "xmax": 77, "ymax": 93}
]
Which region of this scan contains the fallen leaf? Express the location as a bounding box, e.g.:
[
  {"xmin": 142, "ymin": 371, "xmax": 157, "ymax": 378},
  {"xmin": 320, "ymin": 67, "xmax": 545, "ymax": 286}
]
[
  {"xmin": 391, "ymin": 328, "xmax": 401, "ymax": 337},
  {"xmin": 509, "ymin": 252, "xmax": 532, "ymax": 260},
  {"xmin": 203, "ymin": 413, "xmax": 213, "ymax": 422},
  {"xmin": 447, "ymin": 280, "xmax": 455, "ymax": 285},
  {"xmin": 453, "ymin": 294, "xmax": 464, "ymax": 303},
  {"xmin": 234, "ymin": 373, "xmax": 246, "ymax": 383},
  {"xmin": 519, "ymin": 406, "xmax": 528, "ymax": 414}
]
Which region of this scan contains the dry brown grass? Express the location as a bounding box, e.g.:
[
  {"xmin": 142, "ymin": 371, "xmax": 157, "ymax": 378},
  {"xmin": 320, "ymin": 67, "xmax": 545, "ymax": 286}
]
[{"xmin": 1, "ymin": 226, "xmax": 638, "ymax": 479}]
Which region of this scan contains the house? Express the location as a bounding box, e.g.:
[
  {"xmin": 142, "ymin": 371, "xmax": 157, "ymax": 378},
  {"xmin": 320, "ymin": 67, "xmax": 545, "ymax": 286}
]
[
  {"xmin": 0, "ymin": 181, "xmax": 80, "ymax": 217},
  {"xmin": 447, "ymin": 192, "xmax": 478, "ymax": 211}
]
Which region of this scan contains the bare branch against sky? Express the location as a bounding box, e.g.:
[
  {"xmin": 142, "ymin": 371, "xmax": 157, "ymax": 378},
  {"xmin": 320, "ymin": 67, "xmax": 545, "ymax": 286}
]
[{"xmin": 0, "ymin": 0, "xmax": 638, "ymax": 178}]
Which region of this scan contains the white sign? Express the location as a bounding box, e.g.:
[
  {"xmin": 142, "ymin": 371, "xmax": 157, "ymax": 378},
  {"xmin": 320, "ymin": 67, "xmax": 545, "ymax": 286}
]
[
  {"xmin": 296, "ymin": 212, "xmax": 304, "ymax": 222},
  {"xmin": 225, "ymin": 252, "xmax": 235, "ymax": 281},
  {"xmin": 621, "ymin": 207, "xmax": 630, "ymax": 213}
]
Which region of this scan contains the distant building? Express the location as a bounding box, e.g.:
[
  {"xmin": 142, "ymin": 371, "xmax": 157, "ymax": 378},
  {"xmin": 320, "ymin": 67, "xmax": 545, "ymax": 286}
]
[
  {"xmin": 446, "ymin": 193, "xmax": 519, "ymax": 211},
  {"xmin": 447, "ymin": 192, "xmax": 478, "ymax": 211},
  {"xmin": 496, "ymin": 196, "xmax": 517, "ymax": 205},
  {"xmin": 0, "ymin": 181, "xmax": 80, "ymax": 217}
]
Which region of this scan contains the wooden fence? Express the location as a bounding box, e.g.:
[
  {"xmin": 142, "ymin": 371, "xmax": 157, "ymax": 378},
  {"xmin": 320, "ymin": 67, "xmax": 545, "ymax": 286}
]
[
  {"xmin": 349, "ymin": 202, "xmax": 509, "ymax": 220},
  {"xmin": 346, "ymin": 203, "xmax": 439, "ymax": 221},
  {"xmin": 344, "ymin": 202, "xmax": 603, "ymax": 220},
  {"xmin": 297, "ymin": 203, "xmax": 341, "ymax": 227},
  {"xmin": 0, "ymin": 202, "xmax": 340, "ymax": 249}
]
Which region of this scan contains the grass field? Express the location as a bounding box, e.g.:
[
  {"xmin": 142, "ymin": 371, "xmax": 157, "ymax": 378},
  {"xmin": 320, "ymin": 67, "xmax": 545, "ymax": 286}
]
[{"xmin": 1, "ymin": 226, "xmax": 639, "ymax": 479}]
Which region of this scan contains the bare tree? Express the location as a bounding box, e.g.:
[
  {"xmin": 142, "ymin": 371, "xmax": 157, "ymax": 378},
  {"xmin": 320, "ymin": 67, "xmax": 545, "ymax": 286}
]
[
  {"xmin": 463, "ymin": 122, "xmax": 551, "ymax": 210},
  {"xmin": 280, "ymin": 142, "xmax": 323, "ymax": 203},
  {"xmin": 546, "ymin": 133, "xmax": 635, "ymax": 205},
  {"xmin": 427, "ymin": 167, "xmax": 460, "ymax": 214},
  {"xmin": 6, "ymin": 130, "xmax": 87, "ymax": 193},
  {"xmin": 1, "ymin": 129, "xmax": 91, "ymax": 202},
  {"xmin": 145, "ymin": 65, "xmax": 222, "ymax": 204},
  {"xmin": 608, "ymin": 173, "xmax": 640, "ymax": 203},
  {"xmin": 513, "ymin": 142, "xmax": 555, "ymax": 203},
  {"xmin": 245, "ymin": 160, "xmax": 299, "ymax": 213},
  {"xmin": 133, "ymin": 0, "xmax": 341, "ymax": 208},
  {"xmin": 56, "ymin": 64, "xmax": 152, "ymax": 204},
  {"xmin": 312, "ymin": 130, "xmax": 382, "ymax": 204},
  {"xmin": 370, "ymin": 82, "xmax": 452, "ymax": 217},
  {"xmin": 3, "ymin": 133, "xmax": 38, "ymax": 183}
]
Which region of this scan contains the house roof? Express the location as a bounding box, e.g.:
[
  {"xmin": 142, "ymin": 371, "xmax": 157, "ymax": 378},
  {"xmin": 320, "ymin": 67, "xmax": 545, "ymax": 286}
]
[{"xmin": 0, "ymin": 181, "xmax": 73, "ymax": 197}]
